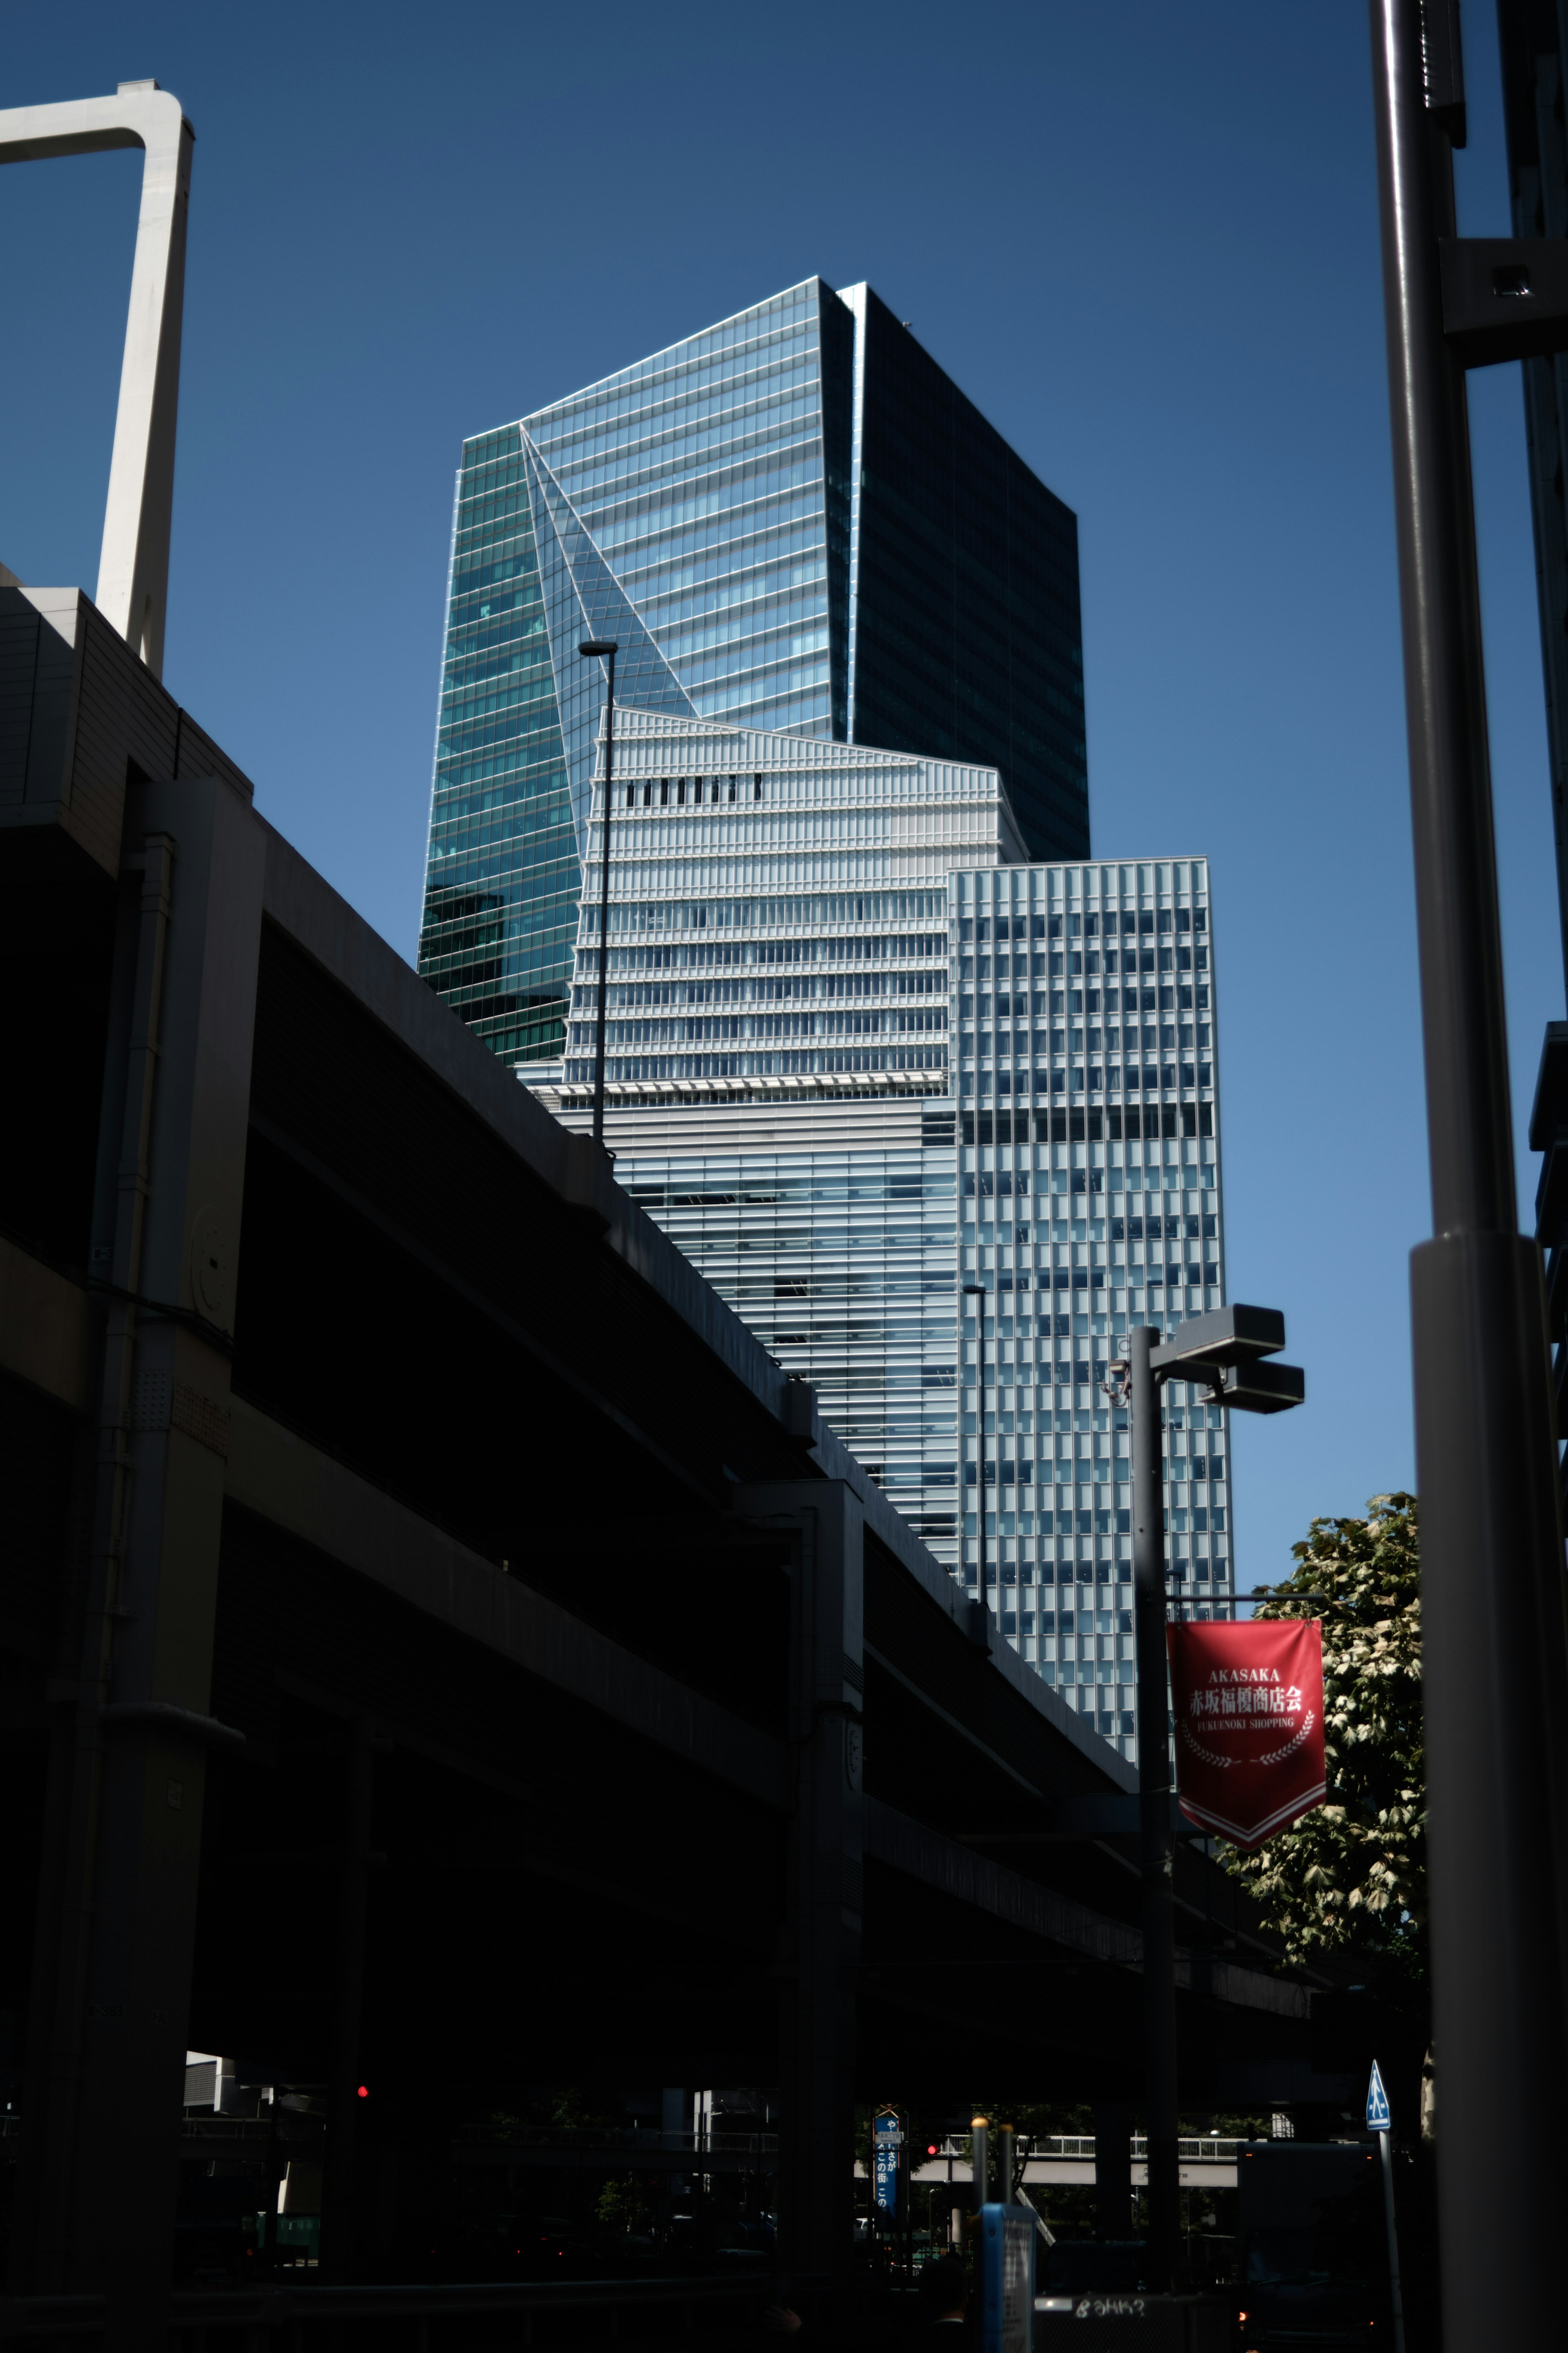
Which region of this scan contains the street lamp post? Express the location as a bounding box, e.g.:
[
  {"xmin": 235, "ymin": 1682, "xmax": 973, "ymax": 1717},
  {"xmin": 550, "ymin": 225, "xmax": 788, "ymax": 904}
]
[
  {"xmin": 1366, "ymin": 8, "xmax": 1568, "ymax": 2342},
  {"xmin": 1124, "ymin": 1323, "xmax": 1178, "ymax": 2290},
  {"xmin": 578, "ymin": 639, "xmax": 619, "ymax": 1146},
  {"xmin": 1106, "ymin": 1304, "xmax": 1303, "ymax": 2291},
  {"xmin": 962, "ymin": 1283, "xmax": 989, "ymax": 1623}
]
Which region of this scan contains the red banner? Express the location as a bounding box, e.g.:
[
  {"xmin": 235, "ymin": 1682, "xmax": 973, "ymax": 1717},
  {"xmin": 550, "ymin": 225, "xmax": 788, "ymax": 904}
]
[{"xmin": 1167, "ymin": 1618, "xmax": 1327, "ymax": 1848}]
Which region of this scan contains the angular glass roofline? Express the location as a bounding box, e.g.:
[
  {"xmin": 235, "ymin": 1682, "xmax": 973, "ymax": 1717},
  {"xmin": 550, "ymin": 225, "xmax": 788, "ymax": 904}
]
[
  {"xmin": 508, "ymin": 277, "xmax": 835, "ymax": 427},
  {"xmin": 448, "ymin": 280, "xmax": 835, "ymax": 460},
  {"xmin": 520, "ymin": 430, "xmax": 694, "ymax": 861}
]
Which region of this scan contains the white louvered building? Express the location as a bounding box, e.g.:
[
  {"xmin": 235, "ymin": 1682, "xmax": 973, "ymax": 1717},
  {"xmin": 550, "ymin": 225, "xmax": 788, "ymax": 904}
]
[{"xmin": 530, "ymin": 712, "xmax": 1231, "ymax": 1762}]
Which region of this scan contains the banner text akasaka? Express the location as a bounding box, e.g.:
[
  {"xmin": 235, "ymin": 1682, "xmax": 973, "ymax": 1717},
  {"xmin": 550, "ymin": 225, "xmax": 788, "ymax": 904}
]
[{"xmin": 1167, "ymin": 1618, "xmax": 1326, "ymax": 1848}]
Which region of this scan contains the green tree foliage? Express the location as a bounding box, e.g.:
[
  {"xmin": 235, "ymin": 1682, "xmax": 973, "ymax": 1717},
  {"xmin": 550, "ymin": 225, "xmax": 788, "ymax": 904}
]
[{"xmin": 1224, "ymin": 1494, "xmax": 1424, "ymax": 1976}]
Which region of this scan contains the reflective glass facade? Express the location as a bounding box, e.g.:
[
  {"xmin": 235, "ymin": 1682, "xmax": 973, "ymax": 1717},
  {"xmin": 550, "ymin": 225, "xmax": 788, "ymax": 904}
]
[
  {"xmin": 953, "ymin": 858, "xmax": 1230, "ymax": 1764},
  {"xmin": 841, "ymin": 285, "xmax": 1089, "ymax": 865},
  {"xmin": 418, "ymin": 279, "xmax": 1087, "ymax": 1072},
  {"xmin": 418, "ymin": 428, "xmax": 581, "ymax": 1066},
  {"xmin": 617, "ymin": 1112, "xmax": 959, "ymax": 1550}
]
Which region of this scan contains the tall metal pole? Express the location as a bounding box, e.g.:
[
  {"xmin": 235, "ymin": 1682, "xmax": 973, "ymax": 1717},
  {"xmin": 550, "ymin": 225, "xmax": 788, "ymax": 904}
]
[
  {"xmin": 1368, "ymin": 5, "xmax": 1568, "ymax": 2345},
  {"xmin": 977, "ymin": 1304, "xmax": 988, "ymax": 1620},
  {"xmin": 1376, "ymin": 2123, "xmax": 1407, "ymax": 2353},
  {"xmin": 589, "ymin": 645, "xmax": 617, "ymax": 1146},
  {"xmin": 1129, "ymin": 1325, "xmax": 1178, "ymax": 2289},
  {"xmin": 965, "ymin": 1284, "xmax": 989, "ymax": 1621}
]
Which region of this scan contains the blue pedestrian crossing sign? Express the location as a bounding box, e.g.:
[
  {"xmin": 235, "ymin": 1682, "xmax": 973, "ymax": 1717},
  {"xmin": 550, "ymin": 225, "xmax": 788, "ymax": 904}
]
[{"xmin": 1366, "ymin": 2059, "xmax": 1392, "ymax": 2133}]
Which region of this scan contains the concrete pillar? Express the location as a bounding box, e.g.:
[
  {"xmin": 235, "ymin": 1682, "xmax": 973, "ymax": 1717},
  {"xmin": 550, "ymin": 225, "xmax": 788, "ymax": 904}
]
[
  {"xmin": 1093, "ymin": 2103, "xmax": 1133, "ymax": 2240},
  {"xmin": 736, "ymin": 1479, "xmax": 863, "ymax": 2286},
  {"xmin": 322, "ymin": 1717, "xmax": 376, "ymax": 2281},
  {"xmin": 663, "ymin": 2085, "xmax": 689, "ymax": 2196},
  {"xmin": 11, "ymin": 773, "xmax": 262, "ymax": 2344}
]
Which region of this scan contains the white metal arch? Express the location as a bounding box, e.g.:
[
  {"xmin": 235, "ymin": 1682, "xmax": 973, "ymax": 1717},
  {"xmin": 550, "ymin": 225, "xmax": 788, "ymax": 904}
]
[{"xmin": 0, "ymin": 80, "xmax": 194, "ymax": 679}]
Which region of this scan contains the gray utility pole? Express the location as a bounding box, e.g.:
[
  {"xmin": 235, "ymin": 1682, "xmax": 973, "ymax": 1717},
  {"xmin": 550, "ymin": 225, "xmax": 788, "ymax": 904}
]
[
  {"xmin": 963, "ymin": 1284, "xmax": 989, "ymax": 1624},
  {"xmin": 1112, "ymin": 1305, "xmax": 1303, "ymax": 2293},
  {"xmin": 1127, "ymin": 1325, "xmax": 1179, "ymax": 2290},
  {"xmin": 579, "ymin": 639, "xmax": 618, "ymax": 1147},
  {"xmin": 1366, "ymin": 7, "xmax": 1568, "ymax": 2346},
  {"xmin": 1365, "ymin": 2059, "xmax": 1406, "ymax": 2353}
]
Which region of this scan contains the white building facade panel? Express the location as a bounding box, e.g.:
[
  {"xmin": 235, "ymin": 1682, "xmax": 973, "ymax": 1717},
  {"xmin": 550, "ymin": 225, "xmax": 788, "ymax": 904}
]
[{"xmin": 534, "ymin": 715, "xmax": 1232, "ymax": 1761}]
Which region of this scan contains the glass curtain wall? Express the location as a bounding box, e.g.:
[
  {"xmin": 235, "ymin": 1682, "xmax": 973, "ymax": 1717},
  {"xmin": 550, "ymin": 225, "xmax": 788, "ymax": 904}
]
[
  {"xmin": 418, "ymin": 281, "xmax": 853, "ymax": 1070},
  {"xmin": 417, "ymin": 276, "xmax": 1092, "ymax": 1074},
  {"xmin": 954, "ymin": 856, "xmax": 1229, "ymax": 1763},
  {"xmin": 418, "ymin": 428, "xmax": 580, "ymax": 1066},
  {"xmin": 843, "ymin": 283, "xmax": 1089, "ymax": 863}
]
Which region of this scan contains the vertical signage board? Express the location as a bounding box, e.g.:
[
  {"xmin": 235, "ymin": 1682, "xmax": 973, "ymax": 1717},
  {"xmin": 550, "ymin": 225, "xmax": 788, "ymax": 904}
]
[
  {"xmin": 980, "ymin": 2202, "xmax": 1036, "ymax": 2353},
  {"xmin": 873, "ymin": 2107, "xmax": 903, "ymax": 2225}
]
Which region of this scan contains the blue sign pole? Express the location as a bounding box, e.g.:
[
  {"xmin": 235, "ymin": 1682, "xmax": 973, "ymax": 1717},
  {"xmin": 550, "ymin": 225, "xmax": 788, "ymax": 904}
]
[{"xmin": 1367, "ymin": 2062, "xmax": 1406, "ymax": 2353}]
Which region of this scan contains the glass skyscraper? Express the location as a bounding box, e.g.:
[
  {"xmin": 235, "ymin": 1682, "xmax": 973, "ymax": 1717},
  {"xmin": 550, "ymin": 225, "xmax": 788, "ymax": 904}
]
[
  {"xmin": 417, "ymin": 278, "xmax": 1088, "ymax": 1072},
  {"xmin": 948, "ymin": 854, "xmax": 1229, "ymax": 1759}
]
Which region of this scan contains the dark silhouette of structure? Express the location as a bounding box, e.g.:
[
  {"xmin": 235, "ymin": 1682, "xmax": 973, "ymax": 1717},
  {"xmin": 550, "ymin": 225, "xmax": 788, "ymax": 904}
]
[{"xmin": 1, "ymin": 579, "xmax": 1312, "ymax": 2337}]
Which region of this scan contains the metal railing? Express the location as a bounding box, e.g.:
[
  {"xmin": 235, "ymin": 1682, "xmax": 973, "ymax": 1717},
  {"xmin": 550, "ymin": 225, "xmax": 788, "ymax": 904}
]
[
  {"xmin": 174, "ymin": 2118, "xmax": 779, "ymax": 2158},
  {"xmin": 0, "ymin": 2273, "xmax": 770, "ymax": 2347},
  {"xmin": 919, "ymin": 2135, "xmax": 1244, "ymax": 2163}
]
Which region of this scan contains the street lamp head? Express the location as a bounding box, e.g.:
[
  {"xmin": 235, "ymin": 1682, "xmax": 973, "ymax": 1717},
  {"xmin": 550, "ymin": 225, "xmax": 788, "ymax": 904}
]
[
  {"xmin": 579, "ymin": 638, "xmax": 618, "ymax": 659},
  {"xmin": 1148, "ymin": 1302, "xmax": 1304, "ymax": 1416},
  {"xmin": 961, "ymin": 1282, "xmax": 987, "ymax": 1296}
]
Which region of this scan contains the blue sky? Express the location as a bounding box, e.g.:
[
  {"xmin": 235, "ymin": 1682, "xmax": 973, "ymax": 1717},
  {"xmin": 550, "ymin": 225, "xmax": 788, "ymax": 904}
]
[{"xmin": 2, "ymin": 1, "xmax": 1560, "ymax": 1586}]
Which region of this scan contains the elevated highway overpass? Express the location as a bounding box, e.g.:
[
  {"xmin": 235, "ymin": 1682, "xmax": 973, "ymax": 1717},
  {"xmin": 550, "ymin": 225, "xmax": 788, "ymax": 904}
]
[{"xmin": 0, "ymin": 580, "xmax": 1313, "ymax": 2327}]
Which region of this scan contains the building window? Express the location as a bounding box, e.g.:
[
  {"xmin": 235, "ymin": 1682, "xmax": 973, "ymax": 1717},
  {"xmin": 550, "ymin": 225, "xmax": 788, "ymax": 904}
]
[
  {"xmin": 754, "ymin": 775, "xmax": 764, "ymax": 798},
  {"xmin": 728, "ymin": 775, "xmax": 738, "ymax": 802}
]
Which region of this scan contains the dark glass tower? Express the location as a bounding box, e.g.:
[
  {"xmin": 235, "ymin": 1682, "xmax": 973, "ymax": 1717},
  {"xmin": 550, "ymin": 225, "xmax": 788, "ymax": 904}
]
[
  {"xmin": 418, "ymin": 279, "xmax": 1089, "ymax": 1067},
  {"xmin": 842, "ymin": 285, "xmax": 1088, "ymax": 865}
]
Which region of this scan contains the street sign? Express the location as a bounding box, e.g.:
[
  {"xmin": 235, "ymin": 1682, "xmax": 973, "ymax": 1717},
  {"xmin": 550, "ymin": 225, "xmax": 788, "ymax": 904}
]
[
  {"xmin": 873, "ymin": 2106, "xmax": 903, "ymax": 2221},
  {"xmin": 1367, "ymin": 2059, "xmax": 1392, "ymax": 2133},
  {"xmin": 1366, "ymin": 2058, "xmax": 1405, "ymax": 2351}
]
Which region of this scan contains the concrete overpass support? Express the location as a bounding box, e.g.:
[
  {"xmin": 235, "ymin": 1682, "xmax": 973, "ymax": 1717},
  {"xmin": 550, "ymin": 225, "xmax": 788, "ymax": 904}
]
[
  {"xmin": 739, "ymin": 1477, "xmax": 863, "ymax": 2286},
  {"xmin": 1093, "ymin": 2103, "xmax": 1133, "ymax": 2238},
  {"xmin": 11, "ymin": 774, "xmax": 261, "ymax": 2346}
]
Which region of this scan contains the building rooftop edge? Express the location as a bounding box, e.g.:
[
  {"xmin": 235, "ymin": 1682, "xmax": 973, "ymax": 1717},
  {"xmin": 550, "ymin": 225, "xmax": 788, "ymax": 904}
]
[{"xmin": 460, "ymin": 276, "xmax": 839, "ymax": 449}]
